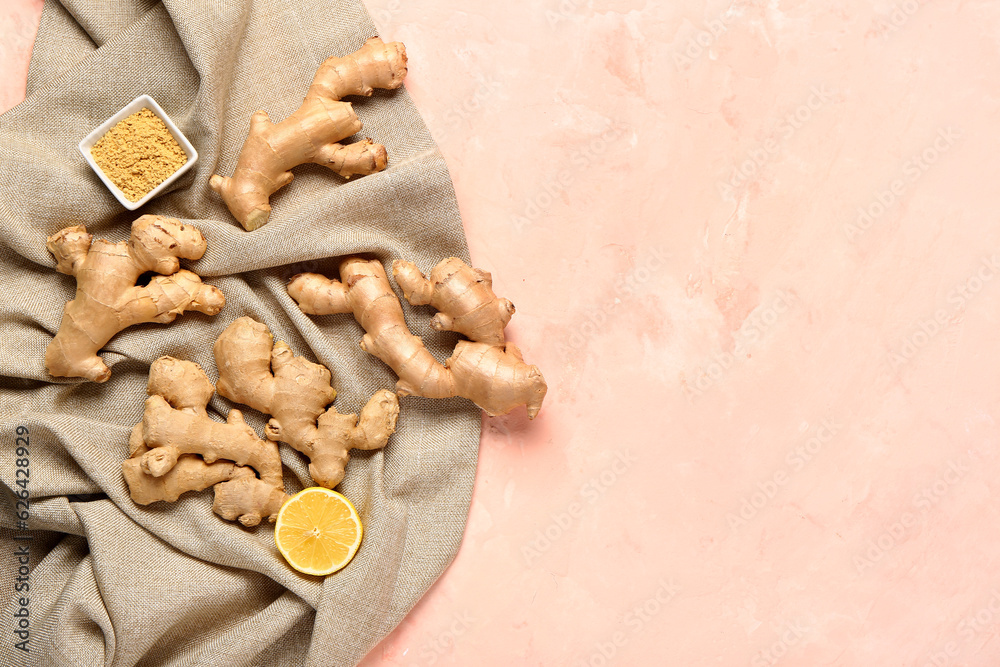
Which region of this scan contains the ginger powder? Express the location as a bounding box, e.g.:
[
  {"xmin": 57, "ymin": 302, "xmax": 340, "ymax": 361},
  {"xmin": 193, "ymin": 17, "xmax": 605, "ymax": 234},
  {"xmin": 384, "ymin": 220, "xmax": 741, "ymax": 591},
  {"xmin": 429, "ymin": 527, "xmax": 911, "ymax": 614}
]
[{"xmin": 90, "ymin": 108, "xmax": 187, "ymax": 202}]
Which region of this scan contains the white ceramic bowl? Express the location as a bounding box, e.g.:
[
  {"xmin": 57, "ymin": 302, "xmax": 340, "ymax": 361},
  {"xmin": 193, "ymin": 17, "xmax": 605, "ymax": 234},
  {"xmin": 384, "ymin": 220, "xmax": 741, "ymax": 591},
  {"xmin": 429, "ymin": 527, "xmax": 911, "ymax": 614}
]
[{"xmin": 78, "ymin": 94, "xmax": 198, "ymax": 210}]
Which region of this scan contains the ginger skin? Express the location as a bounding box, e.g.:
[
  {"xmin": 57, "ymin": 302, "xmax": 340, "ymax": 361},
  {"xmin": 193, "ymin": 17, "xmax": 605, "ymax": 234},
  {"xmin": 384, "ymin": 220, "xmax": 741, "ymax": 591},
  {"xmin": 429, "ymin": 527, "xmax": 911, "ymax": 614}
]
[
  {"xmin": 122, "ymin": 454, "xmax": 250, "ymax": 505},
  {"xmin": 214, "ymin": 317, "xmax": 400, "ymax": 488},
  {"xmin": 123, "ymin": 357, "xmax": 289, "ymax": 526},
  {"xmin": 288, "ymin": 257, "xmax": 547, "ymax": 419},
  {"xmin": 211, "ymin": 474, "xmax": 289, "ymax": 526},
  {"xmin": 140, "ymin": 397, "xmax": 283, "ymax": 487},
  {"xmin": 393, "ymin": 257, "xmax": 515, "ymax": 347},
  {"xmin": 45, "ymin": 215, "xmax": 225, "ymax": 382},
  {"xmin": 209, "ymin": 37, "xmax": 408, "ymax": 230}
]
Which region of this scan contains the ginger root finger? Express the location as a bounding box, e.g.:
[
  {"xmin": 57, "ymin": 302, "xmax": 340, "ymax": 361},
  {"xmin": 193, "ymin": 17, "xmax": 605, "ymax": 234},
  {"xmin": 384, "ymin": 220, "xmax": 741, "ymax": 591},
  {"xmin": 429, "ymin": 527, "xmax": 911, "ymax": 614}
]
[
  {"xmin": 145, "ymin": 353, "xmax": 215, "ymax": 412},
  {"xmin": 350, "ymin": 389, "xmax": 401, "ymax": 450},
  {"xmin": 123, "ymin": 455, "xmax": 245, "ymax": 505},
  {"xmin": 141, "ymin": 397, "xmax": 283, "ymax": 487},
  {"xmin": 124, "ymin": 458, "xmax": 288, "ymax": 526},
  {"xmin": 393, "ymin": 258, "xmax": 515, "ymax": 346},
  {"xmin": 214, "ymin": 317, "xmax": 399, "ymax": 489},
  {"xmin": 314, "ymin": 139, "xmax": 388, "ymax": 177},
  {"xmin": 447, "ymin": 341, "xmax": 547, "ymax": 420},
  {"xmin": 212, "ymin": 475, "xmax": 291, "ymax": 527},
  {"xmin": 287, "ymin": 269, "xmax": 350, "ymax": 315},
  {"xmin": 45, "ymin": 216, "xmax": 224, "ymax": 382},
  {"xmin": 210, "ymin": 37, "xmax": 407, "ymax": 230}
]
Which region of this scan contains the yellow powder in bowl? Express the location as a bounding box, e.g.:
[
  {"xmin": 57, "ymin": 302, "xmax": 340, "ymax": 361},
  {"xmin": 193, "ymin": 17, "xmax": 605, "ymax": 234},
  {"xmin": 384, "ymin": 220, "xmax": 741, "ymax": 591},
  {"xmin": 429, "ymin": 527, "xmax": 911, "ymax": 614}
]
[{"xmin": 90, "ymin": 108, "xmax": 188, "ymax": 202}]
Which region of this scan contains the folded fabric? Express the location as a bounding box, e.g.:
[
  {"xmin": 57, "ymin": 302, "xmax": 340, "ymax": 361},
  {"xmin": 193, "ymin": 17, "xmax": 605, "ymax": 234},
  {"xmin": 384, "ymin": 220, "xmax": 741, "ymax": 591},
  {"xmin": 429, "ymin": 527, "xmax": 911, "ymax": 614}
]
[{"xmin": 0, "ymin": 1, "xmax": 479, "ymax": 665}]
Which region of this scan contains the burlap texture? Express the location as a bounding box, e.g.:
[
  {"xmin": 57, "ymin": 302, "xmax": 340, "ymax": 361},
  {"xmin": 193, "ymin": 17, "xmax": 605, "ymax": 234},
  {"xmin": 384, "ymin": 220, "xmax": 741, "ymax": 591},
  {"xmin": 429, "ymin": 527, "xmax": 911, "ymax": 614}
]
[{"xmin": 0, "ymin": 1, "xmax": 480, "ymax": 665}]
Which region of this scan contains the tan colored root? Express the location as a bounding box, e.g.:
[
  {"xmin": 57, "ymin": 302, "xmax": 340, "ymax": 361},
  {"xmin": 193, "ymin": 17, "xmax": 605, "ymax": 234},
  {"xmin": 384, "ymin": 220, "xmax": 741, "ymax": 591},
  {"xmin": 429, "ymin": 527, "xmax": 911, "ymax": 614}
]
[
  {"xmin": 287, "ymin": 257, "xmax": 547, "ymax": 419},
  {"xmin": 213, "ymin": 475, "xmax": 291, "ymax": 527},
  {"xmin": 446, "ymin": 340, "xmax": 547, "ymax": 418},
  {"xmin": 45, "ymin": 216, "xmax": 225, "ymax": 382},
  {"xmin": 128, "ymin": 422, "xmax": 148, "ymax": 458},
  {"xmin": 138, "ymin": 357, "xmax": 282, "ymax": 487},
  {"xmin": 214, "ymin": 317, "xmax": 399, "ymax": 488},
  {"xmin": 392, "ymin": 257, "xmax": 515, "ymax": 346},
  {"xmin": 209, "ymin": 37, "xmax": 407, "ymax": 230},
  {"xmin": 288, "ymin": 258, "xmax": 455, "ymax": 397},
  {"xmin": 122, "ymin": 356, "xmax": 288, "ymax": 525},
  {"xmin": 125, "ymin": 422, "xmax": 245, "ymax": 505},
  {"xmin": 123, "ymin": 455, "xmax": 246, "ymax": 504},
  {"xmin": 123, "ymin": 456, "xmax": 287, "ymax": 526},
  {"xmin": 141, "ymin": 397, "xmax": 283, "ymax": 487}
]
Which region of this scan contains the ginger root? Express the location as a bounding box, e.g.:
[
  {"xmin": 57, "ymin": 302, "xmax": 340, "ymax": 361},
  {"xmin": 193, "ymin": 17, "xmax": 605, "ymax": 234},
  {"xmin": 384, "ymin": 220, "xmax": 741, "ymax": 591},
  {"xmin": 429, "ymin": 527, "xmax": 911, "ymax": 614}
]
[
  {"xmin": 393, "ymin": 257, "xmax": 515, "ymax": 347},
  {"xmin": 123, "ymin": 357, "xmax": 289, "ymax": 526},
  {"xmin": 122, "ymin": 451, "xmax": 251, "ymax": 505},
  {"xmin": 209, "ymin": 37, "xmax": 408, "ymax": 230},
  {"xmin": 45, "ymin": 215, "xmax": 225, "ymax": 382},
  {"xmin": 214, "ymin": 317, "xmax": 400, "ymax": 488},
  {"xmin": 288, "ymin": 257, "xmax": 547, "ymax": 419}
]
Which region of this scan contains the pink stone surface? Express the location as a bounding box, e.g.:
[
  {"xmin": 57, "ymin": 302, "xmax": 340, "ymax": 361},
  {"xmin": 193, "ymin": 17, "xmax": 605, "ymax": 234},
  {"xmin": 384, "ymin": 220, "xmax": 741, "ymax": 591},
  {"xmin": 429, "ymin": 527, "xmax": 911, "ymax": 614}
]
[
  {"xmin": 7, "ymin": 1, "xmax": 1000, "ymax": 665},
  {"xmin": 0, "ymin": 0, "xmax": 42, "ymax": 113}
]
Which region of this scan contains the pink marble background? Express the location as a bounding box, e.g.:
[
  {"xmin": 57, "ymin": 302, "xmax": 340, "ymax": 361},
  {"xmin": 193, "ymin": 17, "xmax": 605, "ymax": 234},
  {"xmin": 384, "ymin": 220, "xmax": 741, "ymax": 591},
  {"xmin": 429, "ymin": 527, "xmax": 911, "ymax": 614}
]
[{"xmin": 7, "ymin": 1, "xmax": 1000, "ymax": 664}]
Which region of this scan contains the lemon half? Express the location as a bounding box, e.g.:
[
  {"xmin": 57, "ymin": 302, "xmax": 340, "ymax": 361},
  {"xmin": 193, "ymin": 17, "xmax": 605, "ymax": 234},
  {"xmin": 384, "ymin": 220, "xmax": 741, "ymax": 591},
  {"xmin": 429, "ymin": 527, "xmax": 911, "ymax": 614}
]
[{"xmin": 275, "ymin": 487, "xmax": 363, "ymax": 576}]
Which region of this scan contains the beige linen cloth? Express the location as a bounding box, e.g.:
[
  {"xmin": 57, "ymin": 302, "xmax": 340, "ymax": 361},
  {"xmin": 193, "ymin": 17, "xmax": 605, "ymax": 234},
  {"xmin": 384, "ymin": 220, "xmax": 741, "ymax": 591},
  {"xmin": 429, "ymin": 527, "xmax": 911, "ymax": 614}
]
[{"xmin": 0, "ymin": 1, "xmax": 480, "ymax": 665}]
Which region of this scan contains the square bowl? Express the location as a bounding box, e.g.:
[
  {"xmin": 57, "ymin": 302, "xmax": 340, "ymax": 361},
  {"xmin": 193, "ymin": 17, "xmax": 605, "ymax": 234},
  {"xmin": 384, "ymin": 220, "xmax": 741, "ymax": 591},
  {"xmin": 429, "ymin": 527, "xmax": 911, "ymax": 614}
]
[{"xmin": 78, "ymin": 94, "xmax": 198, "ymax": 210}]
